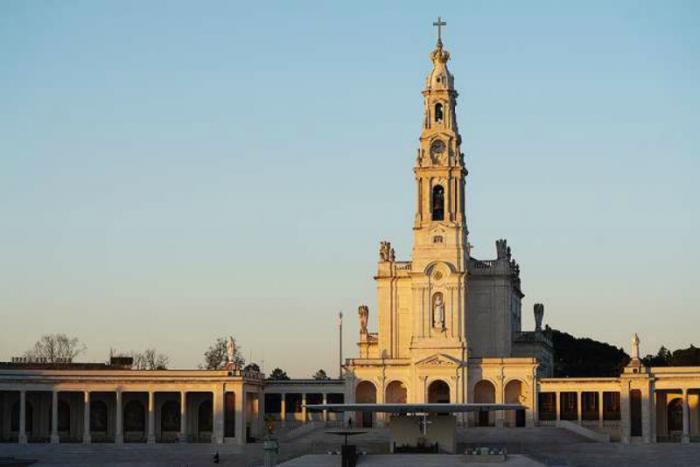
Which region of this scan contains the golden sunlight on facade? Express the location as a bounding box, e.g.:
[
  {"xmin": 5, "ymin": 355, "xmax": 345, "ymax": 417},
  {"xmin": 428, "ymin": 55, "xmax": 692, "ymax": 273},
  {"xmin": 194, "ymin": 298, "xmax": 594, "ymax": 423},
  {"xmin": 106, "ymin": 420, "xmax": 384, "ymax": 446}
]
[{"xmin": 1, "ymin": 27, "xmax": 699, "ymax": 449}]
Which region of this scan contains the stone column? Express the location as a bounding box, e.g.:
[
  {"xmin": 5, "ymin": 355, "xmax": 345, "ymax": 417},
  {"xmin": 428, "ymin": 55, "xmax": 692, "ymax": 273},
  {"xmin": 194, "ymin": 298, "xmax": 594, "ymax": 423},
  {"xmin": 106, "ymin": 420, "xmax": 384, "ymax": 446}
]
[
  {"xmin": 280, "ymin": 393, "xmax": 286, "ymax": 423},
  {"xmin": 301, "ymin": 393, "xmax": 307, "ymax": 423},
  {"xmin": 115, "ymin": 390, "xmax": 123, "ymax": 444},
  {"xmin": 649, "ymin": 387, "xmax": 657, "ymax": 443},
  {"xmin": 577, "ymin": 391, "xmax": 582, "ymax": 425},
  {"xmin": 641, "ymin": 386, "xmax": 651, "ymax": 443},
  {"xmin": 322, "ymin": 393, "xmax": 328, "ymax": 424},
  {"xmin": 82, "ymin": 391, "xmax": 91, "ymax": 444},
  {"xmin": 50, "ymin": 390, "xmax": 59, "ymax": 444},
  {"xmin": 598, "ymin": 391, "xmax": 604, "ymax": 429},
  {"xmin": 620, "ymin": 387, "xmax": 631, "ymax": 444},
  {"xmin": 18, "ymin": 390, "xmax": 27, "ymax": 444},
  {"xmin": 179, "ymin": 391, "xmax": 187, "ymax": 442},
  {"xmin": 682, "ymin": 388, "xmax": 690, "ymax": 444},
  {"xmin": 147, "ymin": 392, "xmax": 155, "ymax": 444},
  {"xmin": 235, "ymin": 390, "xmax": 246, "ymax": 446},
  {"xmin": 212, "ymin": 389, "xmax": 224, "ymax": 444},
  {"xmin": 555, "ymin": 391, "xmax": 560, "ymax": 422},
  {"xmin": 495, "ymin": 379, "xmax": 504, "ymax": 428}
]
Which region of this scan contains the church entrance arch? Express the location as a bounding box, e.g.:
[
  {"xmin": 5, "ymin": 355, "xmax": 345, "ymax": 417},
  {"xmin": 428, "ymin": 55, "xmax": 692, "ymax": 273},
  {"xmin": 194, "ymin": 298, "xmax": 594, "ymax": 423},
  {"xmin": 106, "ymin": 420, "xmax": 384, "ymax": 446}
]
[
  {"xmin": 504, "ymin": 380, "xmax": 526, "ymax": 427},
  {"xmin": 427, "ymin": 380, "xmax": 450, "ymax": 404},
  {"xmin": 385, "ymin": 381, "xmax": 407, "ymax": 404},
  {"xmin": 474, "ymin": 380, "xmax": 496, "ymax": 427},
  {"xmin": 355, "ymin": 381, "xmax": 377, "ymax": 428}
]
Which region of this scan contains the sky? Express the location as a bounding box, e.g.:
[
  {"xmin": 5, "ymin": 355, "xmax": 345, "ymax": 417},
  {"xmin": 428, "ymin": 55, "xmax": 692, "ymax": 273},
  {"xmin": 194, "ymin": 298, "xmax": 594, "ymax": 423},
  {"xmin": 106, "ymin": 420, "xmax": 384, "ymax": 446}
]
[{"xmin": 1, "ymin": 1, "xmax": 698, "ymax": 377}]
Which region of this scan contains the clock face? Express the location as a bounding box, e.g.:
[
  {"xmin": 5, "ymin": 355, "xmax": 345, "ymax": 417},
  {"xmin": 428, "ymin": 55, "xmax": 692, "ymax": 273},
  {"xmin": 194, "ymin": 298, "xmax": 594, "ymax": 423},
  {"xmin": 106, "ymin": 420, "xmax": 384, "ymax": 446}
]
[{"xmin": 430, "ymin": 140, "xmax": 446, "ymax": 155}]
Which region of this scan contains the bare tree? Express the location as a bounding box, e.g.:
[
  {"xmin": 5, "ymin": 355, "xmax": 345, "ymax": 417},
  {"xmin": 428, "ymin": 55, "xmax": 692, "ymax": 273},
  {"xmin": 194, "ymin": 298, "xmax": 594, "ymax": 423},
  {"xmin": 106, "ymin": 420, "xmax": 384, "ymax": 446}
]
[
  {"xmin": 109, "ymin": 348, "xmax": 169, "ymax": 370},
  {"xmin": 25, "ymin": 334, "xmax": 85, "ymax": 363},
  {"xmin": 202, "ymin": 337, "xmax": 244, "ymax": 370},
  {"xmin": 132, "ymin": 348, "xmax": 169, "ymax": 370}
]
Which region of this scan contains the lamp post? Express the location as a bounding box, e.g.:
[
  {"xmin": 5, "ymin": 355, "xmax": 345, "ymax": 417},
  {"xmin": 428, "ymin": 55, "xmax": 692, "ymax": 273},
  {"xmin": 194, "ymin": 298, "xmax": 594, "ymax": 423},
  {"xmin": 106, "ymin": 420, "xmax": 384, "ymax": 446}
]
[{"xmin": 338, "ymin": 311, "xmax": 343, "ymax": 379}]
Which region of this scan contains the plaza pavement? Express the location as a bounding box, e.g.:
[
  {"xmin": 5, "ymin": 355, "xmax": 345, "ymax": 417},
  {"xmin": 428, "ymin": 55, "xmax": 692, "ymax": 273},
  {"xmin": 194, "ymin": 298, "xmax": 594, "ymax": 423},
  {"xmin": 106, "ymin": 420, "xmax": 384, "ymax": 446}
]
[{"xmin": 0, "ymin": 426, "xmax": 699, "ymax": 466}]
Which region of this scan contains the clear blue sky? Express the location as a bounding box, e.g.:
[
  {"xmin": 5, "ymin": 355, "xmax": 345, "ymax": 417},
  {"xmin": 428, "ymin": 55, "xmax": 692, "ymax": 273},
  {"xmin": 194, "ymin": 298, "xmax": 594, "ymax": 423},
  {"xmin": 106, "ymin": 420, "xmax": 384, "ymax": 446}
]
[{"xmin": 1, "ymin": 1, "xmax": 698, "ymax": 376}]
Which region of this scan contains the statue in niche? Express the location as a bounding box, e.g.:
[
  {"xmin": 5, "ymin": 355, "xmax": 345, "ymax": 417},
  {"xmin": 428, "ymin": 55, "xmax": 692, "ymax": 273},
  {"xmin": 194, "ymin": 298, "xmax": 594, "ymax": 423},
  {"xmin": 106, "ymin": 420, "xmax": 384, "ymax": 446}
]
[
  {"xmin": 432, "ymin": 292, "xmax": 445, "ymax": 330},
  {"xmin": 358, "ymin": 305, "xmax": 369, "ymax": 335}
]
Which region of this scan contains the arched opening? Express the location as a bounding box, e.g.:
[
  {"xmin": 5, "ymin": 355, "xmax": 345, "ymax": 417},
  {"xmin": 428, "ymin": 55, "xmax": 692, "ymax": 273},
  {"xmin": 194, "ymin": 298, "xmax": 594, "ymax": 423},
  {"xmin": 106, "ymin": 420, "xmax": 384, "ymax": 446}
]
[
  {"xmin": 10, "ymin": 401, "xmax": 33, "ymax": 434},
  {"xmin": 90, "ymin": 400, "xmax": 109, "ymax": 435},
  {"xmin": 198, "ymin": 400, "xmax": 213, "ymax": 435},
  {"xmin": 434, "ymin": 103, "xmax": 444, "ymax": 123},
  {"xmin": 667, "ymin": 398, "xmax": 683, "ymax": 433},
  {"xmin": 58, "ymin": 400, "xmax": 70, "ymax": 433},
  {"xmin": 355, "ymin": 381, "xmax": 377, "ymax": 428},
  {"xmin": 504, "ymin": 380, "xmax": 526, "ymax": 427},
  {"xmin": 474, "ymin": 380, "xmax": 496, "ymax": 427},
  {"xmin": 427, "ymin": 380, "xmax": 450, "ymax": 404},
  {"xmin": 161, "ymin": 400, "xmax": 180, "ymax": 435},
  {"xmin": 432, "ymin": 185, "xmax": 445, "ymax": 221},
  {"xmin": 385, "ymin": 381, "xmax": 407, "ymax": 404},
  {"xmin": 124, "ymin": 400, "xmax": 146, "ymax": 438}
]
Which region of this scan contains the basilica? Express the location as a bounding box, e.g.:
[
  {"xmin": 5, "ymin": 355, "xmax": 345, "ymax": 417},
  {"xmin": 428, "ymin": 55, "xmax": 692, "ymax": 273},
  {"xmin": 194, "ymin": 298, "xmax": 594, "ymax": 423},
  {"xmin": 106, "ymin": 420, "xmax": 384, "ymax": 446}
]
[
  {"xmin": 346, "ymin": 26, "xmax": 553, "ymax": 430},
  {"xmin": 0, "ymin": 25, "xmax": 699, "ymax": 448}
]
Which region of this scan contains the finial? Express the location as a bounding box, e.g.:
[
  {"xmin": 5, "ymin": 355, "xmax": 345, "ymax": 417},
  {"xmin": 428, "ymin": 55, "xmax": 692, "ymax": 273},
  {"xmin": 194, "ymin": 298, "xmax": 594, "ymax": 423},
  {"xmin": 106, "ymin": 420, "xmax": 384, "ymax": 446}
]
[{"xmin": 433, "ymin": 16, "xmax": 447, "ymax": 47}]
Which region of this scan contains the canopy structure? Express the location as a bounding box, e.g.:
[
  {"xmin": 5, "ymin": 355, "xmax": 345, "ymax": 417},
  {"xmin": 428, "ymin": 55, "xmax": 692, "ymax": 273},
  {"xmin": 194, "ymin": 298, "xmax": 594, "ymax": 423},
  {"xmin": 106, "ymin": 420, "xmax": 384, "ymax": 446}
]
[{"xmin": 305, "ymin": 403, "xmax": 525, "ymax": 413}]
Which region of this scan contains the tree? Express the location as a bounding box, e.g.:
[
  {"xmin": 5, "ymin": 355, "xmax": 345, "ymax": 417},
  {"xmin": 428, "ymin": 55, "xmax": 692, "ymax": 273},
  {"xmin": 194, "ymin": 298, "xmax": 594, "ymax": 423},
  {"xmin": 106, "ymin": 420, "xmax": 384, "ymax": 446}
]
[
  {"xmin": 132, "ymin": 348, "xmax": 169, "ymax": 370},
  {"xmin": 312, "ymin": 369, "xmax": 330, "ymax": 380},
  {"xmin": 551, "ymin": 329, "xmax": 629, "ymax": 377},
  {"xmin": 267, "ymin": 368, "xmax": 289, "ymax": 380},
  {"xmin": 642, "ymin": 346, "xmax": 672, "ymax": 367},
  {"xmin": 670, "ymin": 345, "xmax": 700, "ymax": 366},
  {"xmin": 243, "ymin": 362, "xmax": 260, "ymax": 373},
  {"xmin": 25, "ymin": 334, "xmax": 85, "ymax": 363},
  {"xmin": 202, "ymin": 337, "xmax": 244, "ymax": 370}
]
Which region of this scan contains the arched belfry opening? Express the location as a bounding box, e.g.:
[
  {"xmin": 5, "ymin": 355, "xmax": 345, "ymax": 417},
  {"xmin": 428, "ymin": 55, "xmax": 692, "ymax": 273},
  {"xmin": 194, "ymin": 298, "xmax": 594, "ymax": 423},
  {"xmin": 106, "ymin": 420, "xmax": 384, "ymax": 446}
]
[
  {"xmin": 432, "ymin": 185, "xmax": 445, "ymax": 221},
  {"xmin": 434, "ymin": 103, "xmax": 444, "ymax": 123}
]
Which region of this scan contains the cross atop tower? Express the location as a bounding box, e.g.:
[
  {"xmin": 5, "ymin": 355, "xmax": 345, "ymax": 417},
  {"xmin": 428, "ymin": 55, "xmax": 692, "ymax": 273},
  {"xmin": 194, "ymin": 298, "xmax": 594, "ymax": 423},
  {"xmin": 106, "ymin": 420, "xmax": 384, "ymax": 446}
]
[{"xmin": 433, "ymin": 16, "xmax": 447, "ymax": 45}]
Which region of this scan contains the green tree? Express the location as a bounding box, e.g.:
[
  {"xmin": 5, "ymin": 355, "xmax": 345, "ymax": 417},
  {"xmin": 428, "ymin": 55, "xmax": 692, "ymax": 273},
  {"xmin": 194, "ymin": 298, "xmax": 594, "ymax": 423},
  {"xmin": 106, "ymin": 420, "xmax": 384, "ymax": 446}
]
[
  {"xmin": 670, "ymin": 345, "xmax": 700, "ymax": 366},
  {"xmin": 202, "ymin": 337, "xmax": 244, "ymax": 370},
  {"xmin": 243, "ymin": 362, "xmax": 260, "ymax": 373},
  {"xmin": 552, "ymin": 329, "xmax": 629, "ymax": 377},
  {"xmin": 312, "ymin": 369, "xmax": 330, "ymax": 380},
  {"xmin": 642, "ymin": 346, "xmax": 672, "ymax": 367},
  {"xmin": 267, "ymin": 368, "xmax": 290, "ymax": 380}
]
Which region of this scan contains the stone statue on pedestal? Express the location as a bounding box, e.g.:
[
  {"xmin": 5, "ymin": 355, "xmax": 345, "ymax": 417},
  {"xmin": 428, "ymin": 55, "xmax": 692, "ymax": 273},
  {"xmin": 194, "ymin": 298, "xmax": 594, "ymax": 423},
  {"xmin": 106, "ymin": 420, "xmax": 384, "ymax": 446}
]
[
  {"xmin": 534, "ymin": 304, "xmax": 544, "ymax": 332},
  {"xmin": 226, "ymin": 336, "xmax": 235, "ymax": 366},
  {"xmin": 631, "ymin": 333, "xmax": 640, "ymax": 361},
  {"xmin": 358, "ymin": 305, "xmax": 369, "ymax": 335}
]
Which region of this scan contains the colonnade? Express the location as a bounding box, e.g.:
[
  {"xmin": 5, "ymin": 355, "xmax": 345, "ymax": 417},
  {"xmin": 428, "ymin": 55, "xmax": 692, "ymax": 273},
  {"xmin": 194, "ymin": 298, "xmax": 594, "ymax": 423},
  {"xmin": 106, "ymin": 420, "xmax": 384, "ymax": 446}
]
[{"xmin": 0, "ymin": 385, "xmax": 260, "ymax": 445}]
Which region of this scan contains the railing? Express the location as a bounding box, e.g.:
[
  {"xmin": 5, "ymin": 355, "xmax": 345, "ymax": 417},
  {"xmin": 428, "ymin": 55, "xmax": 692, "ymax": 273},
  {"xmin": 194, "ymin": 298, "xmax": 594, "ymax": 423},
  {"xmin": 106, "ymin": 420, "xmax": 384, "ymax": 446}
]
[
  {"xmin": 395, "ymin": 262, "xmax": 412, "ymax": 271},
  {"xmin": 471, "ymin": 260, "xmax": 497, "ymax": 269}
]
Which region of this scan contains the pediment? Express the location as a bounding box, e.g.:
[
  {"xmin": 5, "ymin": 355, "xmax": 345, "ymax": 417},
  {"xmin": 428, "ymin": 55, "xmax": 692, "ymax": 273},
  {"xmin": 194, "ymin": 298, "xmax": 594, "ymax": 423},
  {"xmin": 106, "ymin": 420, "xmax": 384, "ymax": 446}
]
[{"xmin": 415, "ymin": 353, "xmax": 461, "ymax": 367}]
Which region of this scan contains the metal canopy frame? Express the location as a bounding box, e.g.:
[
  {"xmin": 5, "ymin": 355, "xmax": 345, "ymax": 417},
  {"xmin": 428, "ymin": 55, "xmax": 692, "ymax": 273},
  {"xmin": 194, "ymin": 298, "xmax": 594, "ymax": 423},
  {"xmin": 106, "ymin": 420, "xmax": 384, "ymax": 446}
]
[{"xmin": 305, "ymin": 403, "xmax": 525, "ymax": 414}]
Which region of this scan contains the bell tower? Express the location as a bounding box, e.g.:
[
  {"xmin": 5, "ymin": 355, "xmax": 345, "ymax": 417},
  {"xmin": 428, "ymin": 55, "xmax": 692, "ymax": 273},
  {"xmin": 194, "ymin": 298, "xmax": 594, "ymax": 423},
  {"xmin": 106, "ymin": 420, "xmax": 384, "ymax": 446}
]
[{"xmin": 412, "ymin": 19, "xmax": 469, "ymax": 274}]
